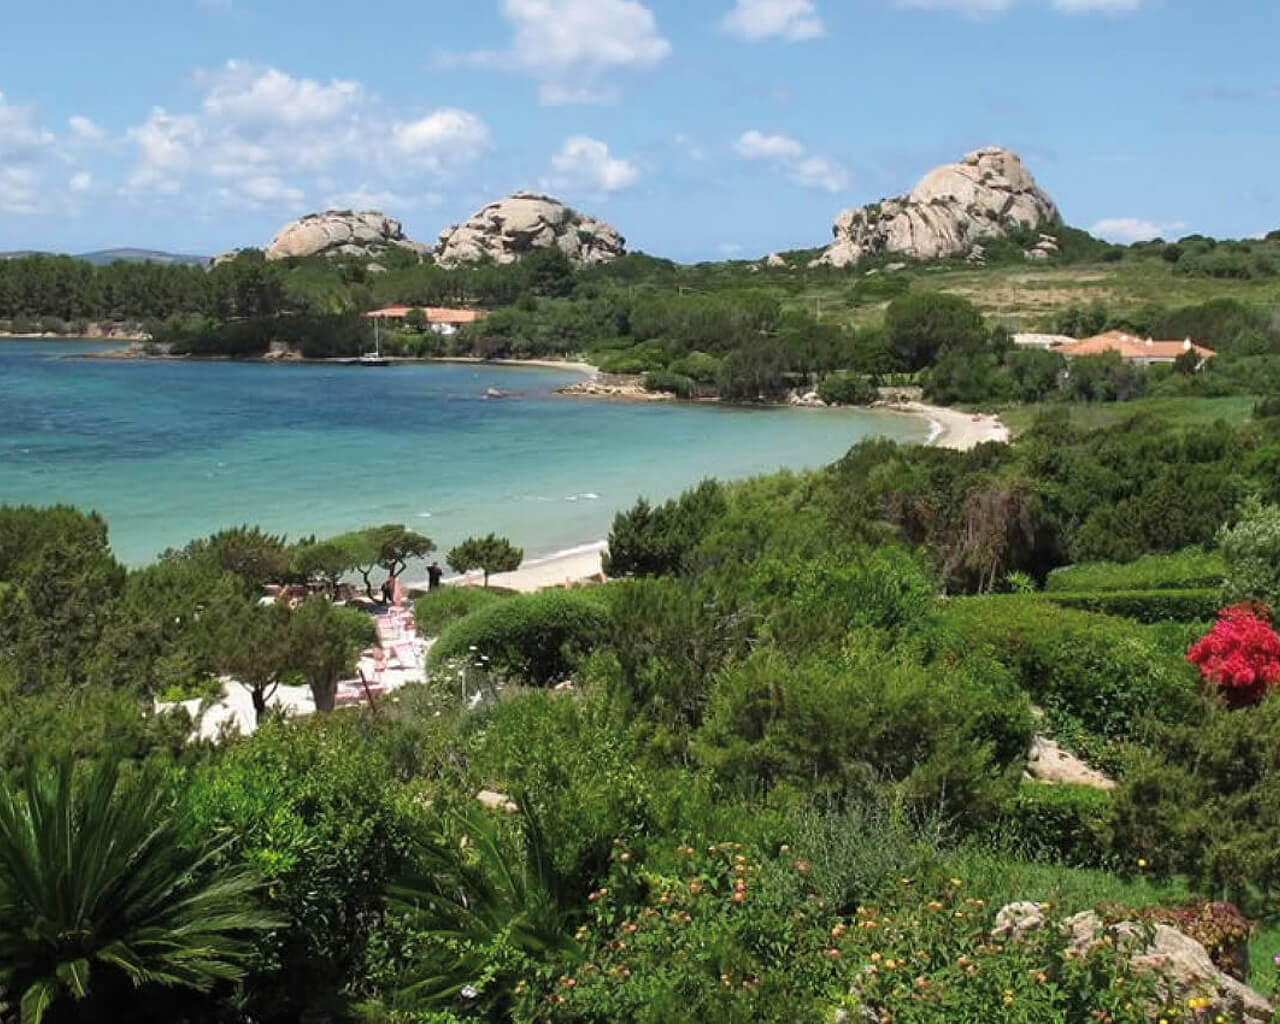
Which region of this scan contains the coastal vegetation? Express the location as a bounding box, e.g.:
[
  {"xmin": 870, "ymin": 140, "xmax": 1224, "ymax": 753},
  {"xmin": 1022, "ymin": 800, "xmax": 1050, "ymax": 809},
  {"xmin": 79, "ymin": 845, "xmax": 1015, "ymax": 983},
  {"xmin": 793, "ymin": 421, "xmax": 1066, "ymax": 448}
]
[
  {"xmin": 4, "ymin": 399, "xmax": 1280, "ymax": 1020},
  {"xmin": 6, "ymin": 226, "xmax": 1280, "ymax": 418}
]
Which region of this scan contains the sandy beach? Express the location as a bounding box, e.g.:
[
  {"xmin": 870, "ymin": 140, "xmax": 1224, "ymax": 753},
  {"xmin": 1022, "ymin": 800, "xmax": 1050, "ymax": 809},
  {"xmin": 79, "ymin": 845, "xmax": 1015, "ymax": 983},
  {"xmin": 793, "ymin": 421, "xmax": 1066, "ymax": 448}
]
[{"xmin": 880, "ymin": 401, "xmax": 1010, "ymax": 452}]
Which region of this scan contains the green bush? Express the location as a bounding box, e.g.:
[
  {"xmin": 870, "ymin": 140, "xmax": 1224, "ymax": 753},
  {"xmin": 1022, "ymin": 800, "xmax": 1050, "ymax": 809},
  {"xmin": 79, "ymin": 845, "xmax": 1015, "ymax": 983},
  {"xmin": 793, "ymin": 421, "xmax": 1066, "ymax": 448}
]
[
  {"xmin": 1112, "ymin": 694, "xmax": 1280, "ymax": 905},
  {"xmin": 694, "ymin": 650, "xmax": 1032, "ymax": 824},
  {"xmin": 1220, "ymin": 496, "xmax": 1280, "ymax": 612},
  {"xmin": 817, "ymin": 371, "xmax": 878, "ymax": 406},
  {"xmin": 185, "ymin": 716, "xmax": 416, "ymax": 1022},
  {"xmin": 1043, "ymin": 588, "xmax": 1221, "ymax": 623},
  {"xmin": 988, "ymin": 783, "xmax": 1115, "ymax": 869},
  {"xmin": 414, "ymin": 586, "xmax": 509, "ymax": 637},
  {"xmin": 430, "ymin": 589, "xmax": 610, "ymax": 686},
  {"xmin": 936, "ymin": 597, "xmax": 1198, "ymax": 743},
  {"xmin": 643, "ymin": 370, "xmax": 694, "ymax": 398},
  {"xmin": 1045, "ymin": 549, "xmax": 1227, "ymax": 593}
]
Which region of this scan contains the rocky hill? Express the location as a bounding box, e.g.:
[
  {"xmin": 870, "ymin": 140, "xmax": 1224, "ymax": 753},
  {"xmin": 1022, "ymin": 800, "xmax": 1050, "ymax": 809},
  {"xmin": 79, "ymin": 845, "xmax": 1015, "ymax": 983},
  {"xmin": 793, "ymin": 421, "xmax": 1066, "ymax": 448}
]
[
  {"xmin": 813, "ymin": 146, "xmax": 1060, "ymax": 269},
  {"xmin": 436, "ymin": 192, "xmax": 626, "ymax": 268},
  {"xmin": 263, "ymin": 211, "xmax": 430, "ymax": 262}
]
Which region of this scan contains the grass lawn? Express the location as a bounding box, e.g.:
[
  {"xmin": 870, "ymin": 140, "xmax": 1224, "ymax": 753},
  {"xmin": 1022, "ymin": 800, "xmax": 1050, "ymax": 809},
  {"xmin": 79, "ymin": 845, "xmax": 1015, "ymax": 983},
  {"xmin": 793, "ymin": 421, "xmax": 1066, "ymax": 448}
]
[{"xmin": 998, "ymin": 396, "xmax": 1260, "ymax": 436}]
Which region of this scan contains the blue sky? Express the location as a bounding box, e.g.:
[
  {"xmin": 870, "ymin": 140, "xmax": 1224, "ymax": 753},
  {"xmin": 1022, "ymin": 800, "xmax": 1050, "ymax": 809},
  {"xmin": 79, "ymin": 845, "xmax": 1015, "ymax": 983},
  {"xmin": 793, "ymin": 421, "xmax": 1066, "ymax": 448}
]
[{"xmin": 1, "ymin": 0, "xmax": 1276, "ymax": 261}]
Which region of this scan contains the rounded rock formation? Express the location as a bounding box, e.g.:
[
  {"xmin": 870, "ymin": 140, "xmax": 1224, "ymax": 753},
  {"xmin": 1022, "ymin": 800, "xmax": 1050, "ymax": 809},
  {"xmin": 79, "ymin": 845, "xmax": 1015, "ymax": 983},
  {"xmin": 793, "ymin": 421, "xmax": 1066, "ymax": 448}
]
[
  {"xmin": 264, "ymin": 210, "xmax": 430, "ymax": 262},
  {"xmin": 813, "ymin": 146, "xmax": 1060, "ymax": 269},
  {"xmin": 436, "ymin": 192, "xmax": 626, "ymax": 268}
]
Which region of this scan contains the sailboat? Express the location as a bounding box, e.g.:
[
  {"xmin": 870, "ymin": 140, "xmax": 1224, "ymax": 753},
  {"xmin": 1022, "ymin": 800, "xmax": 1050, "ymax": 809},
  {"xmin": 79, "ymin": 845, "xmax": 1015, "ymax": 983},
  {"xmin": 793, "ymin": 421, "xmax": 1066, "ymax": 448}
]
[{"xmin": 358, "ymin": 318, "xmax": 390, "ymax": 366}]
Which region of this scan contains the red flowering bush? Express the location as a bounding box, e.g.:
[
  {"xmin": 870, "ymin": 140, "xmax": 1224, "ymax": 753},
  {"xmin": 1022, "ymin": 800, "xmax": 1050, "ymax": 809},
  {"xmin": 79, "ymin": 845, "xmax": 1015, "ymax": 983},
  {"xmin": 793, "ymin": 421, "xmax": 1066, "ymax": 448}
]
[{"xmin": 1187, "ymin": 604, "xmax": 1280, "ymax": 708}]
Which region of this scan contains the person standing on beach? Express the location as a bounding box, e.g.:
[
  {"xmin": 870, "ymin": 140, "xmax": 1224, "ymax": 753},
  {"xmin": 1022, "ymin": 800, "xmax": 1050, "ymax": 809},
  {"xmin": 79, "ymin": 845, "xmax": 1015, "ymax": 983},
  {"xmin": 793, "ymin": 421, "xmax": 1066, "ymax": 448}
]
[{"xmin": 427, "ymin": 562, "xmax": 444, "ymax": 591}]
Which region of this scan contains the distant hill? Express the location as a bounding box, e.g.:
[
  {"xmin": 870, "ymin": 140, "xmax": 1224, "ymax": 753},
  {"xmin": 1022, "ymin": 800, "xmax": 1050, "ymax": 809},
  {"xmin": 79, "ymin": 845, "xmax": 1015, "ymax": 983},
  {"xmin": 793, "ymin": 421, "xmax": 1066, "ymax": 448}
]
[{"xmin": 0, "ymin": 248, "xmax": 210, "ymax": 267}]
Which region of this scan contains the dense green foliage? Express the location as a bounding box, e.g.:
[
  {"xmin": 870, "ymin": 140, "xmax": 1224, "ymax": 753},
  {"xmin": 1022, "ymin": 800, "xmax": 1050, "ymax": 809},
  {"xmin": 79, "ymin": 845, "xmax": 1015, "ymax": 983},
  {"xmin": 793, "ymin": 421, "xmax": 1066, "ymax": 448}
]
[
  {"xmin": 10, "ymin": 403, "xmax": 1280, "ymax": 1020},
  {"xmin": 430, "ymin": 590, "xmax": 610, "ymax": 686},
  {"xmin": 0, "ymin": 759, "xmax": 277, "ymax": 1024},
  {"xmin": 446, "ymin": 535, "xmax": 524, "ymax": 587}
]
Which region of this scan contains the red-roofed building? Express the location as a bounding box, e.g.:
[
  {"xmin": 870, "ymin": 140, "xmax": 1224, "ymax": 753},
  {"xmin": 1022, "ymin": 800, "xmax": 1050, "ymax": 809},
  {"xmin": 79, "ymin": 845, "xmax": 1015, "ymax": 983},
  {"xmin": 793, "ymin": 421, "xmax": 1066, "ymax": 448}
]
[
  {"xmin": 1054, "ymin": 330, "xmax": 1215, "ymax": 367},
  {"xmin": 364, "ymin": 306, "xmax": 485, "ymax": 336}
]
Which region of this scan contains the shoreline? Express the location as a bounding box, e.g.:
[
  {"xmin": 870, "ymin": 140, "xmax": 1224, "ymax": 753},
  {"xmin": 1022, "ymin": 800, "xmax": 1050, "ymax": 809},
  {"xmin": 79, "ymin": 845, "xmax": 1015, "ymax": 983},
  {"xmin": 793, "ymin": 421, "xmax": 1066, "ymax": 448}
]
[{"xmin": 408, "ymin": 402, "xmax": 1008, "ymax": 594}]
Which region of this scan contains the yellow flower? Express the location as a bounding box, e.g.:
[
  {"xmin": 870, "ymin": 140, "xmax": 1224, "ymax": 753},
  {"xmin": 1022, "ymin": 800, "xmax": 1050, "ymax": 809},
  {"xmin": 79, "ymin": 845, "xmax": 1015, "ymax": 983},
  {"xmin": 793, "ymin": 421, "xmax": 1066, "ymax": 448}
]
[{"xmin": 1138, "ymin": 858, "xmax": 1148, "ymax": 868}]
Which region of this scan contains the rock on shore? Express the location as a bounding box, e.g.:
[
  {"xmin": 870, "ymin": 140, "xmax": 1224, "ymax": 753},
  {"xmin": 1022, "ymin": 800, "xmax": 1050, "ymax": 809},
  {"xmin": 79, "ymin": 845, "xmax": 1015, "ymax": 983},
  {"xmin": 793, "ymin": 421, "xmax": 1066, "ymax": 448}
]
[
  {"xmin": 813, "ymin": 146, "xmax": 1060, "ymax": 269},
  {"xmin": 263, "ymin": 211, "xmax": 431, "ymax": 262},
  {"xmin": 436, "ymin": 192, "xmax": 626, "ymax": 268}
]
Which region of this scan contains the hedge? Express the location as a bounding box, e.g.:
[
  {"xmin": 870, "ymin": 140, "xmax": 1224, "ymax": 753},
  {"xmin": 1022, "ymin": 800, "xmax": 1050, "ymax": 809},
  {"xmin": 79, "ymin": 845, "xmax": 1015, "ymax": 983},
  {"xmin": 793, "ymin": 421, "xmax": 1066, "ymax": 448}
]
[
  {"xmin": 414, "ymin": 586, "xmax": 511, "ymax": 638},
  {"xmin": 429, "ymin": 588, "xmax": 611, "ymax": 686},
  {"xmin": 1045, "ymin": 549, "xmax": 1226, "ymax": 593},
  {"xmin": 935, "ymin": 596, "xmax": 1198, "ymax": 742},
  {"xmin": 1043, "ymin": 588, "xmax": 1221, "ymax": 624}
]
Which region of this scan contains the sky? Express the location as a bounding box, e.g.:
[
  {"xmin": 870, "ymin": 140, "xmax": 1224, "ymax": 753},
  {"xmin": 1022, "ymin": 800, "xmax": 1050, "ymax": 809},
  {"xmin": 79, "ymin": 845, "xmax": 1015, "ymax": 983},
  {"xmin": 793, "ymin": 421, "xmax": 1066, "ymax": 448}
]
[{"xmin": 1, "ymin": 0, "xmax": 1277, "ymax": 262}]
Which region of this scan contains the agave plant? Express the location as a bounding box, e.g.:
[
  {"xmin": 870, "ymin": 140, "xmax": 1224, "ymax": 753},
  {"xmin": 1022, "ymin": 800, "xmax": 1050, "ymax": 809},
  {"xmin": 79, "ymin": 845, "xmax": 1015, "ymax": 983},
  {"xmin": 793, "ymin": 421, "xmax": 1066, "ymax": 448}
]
[
  {"xmin": 379, "ymin": 799, "xmax": 580, "ymax": 1013},
  {"xmin": 0, "ymin": 758, "xmax": 279, "ymax": 1024}
]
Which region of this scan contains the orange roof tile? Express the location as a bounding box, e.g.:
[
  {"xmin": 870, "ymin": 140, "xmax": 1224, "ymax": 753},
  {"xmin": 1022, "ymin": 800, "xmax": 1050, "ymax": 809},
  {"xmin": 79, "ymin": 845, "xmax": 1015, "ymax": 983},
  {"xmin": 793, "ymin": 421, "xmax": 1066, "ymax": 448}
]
[{"xmin": 1054, "ymin": 330, "xmax": 1214, "ymax": 361}]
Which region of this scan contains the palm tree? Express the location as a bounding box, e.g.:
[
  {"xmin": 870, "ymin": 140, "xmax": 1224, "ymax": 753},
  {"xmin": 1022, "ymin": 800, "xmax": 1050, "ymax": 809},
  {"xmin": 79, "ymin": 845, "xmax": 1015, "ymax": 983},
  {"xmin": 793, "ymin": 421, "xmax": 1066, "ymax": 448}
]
[
  {"xmin": 0, "ymin": 758, "xmax": 279, "ymax": 1024},
  {"xmin": 374, "ymin": 800, "xmax": 580, "ymax": 1016}
]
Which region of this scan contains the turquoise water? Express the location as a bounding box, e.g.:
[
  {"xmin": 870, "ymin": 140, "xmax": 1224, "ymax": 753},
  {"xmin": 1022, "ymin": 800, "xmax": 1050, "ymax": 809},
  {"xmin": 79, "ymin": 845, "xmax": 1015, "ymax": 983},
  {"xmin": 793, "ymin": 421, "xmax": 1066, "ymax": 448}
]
[{"xmin": 0, "ymin": 340, "xmax": 930, "ymax": 566}]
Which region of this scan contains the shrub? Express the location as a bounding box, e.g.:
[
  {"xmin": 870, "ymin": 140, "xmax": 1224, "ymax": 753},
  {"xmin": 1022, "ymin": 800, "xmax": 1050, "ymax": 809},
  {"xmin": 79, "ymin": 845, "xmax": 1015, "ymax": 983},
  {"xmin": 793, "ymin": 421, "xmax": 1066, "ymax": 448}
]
[
  {"xmin": 694, "ymin": 650, "xmax": 1032, "ymax": 824},
  {"xmin": 545, "ymin": 844, "xmax": 1170, "ymax": 1024},
  {"xmin": 1256, "ymin": 396, "xmax": 1280, "ymax": 419},
  {"xmin": 430, "ymin": 589, "xmax": 610, "ymax": 686},
  {"xmin": 936, "ymin": 597, "xmax": 1198, "ymax": 743},
  {"xmin": 1186, "ymin": 603, "xmax": 1280, "ymax": 707},
  {"xmin": 185, "ymin": 717, "xmax": 416, "ymax": 1021},
  {"xmin": 817, "ymin": 371, "xmax": 878, "ymax": 406},
  {"xmin": 414, "ymin": 586, "xmax": 509, "ymax": 637},
  {"xmin": 1043, "ymin": 588, "xmax": 1221, "ymax": 624},
  {"xmin": 1220, "ymin": 497, "xmax": 1280, "ymax": 612},
  {"xmin": 988, "ymin": 783, "xmax": 1114, "ymax": 869},
  {"xmin": 1045, "ymin": 549, "xmax": 1227, "ymax": 593},
  {"xmin": 643, "ymin": 370, "xmax": 694, "ymax": 398},
  {"xmin": 1111, "ymin": 695, "xmax": 1280, "ymax": 903}
]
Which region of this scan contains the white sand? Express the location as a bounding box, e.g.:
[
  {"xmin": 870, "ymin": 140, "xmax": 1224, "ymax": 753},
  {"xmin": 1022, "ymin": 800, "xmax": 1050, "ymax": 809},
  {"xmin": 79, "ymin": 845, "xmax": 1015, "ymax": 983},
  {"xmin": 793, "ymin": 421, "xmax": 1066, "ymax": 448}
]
[
  {"xmin": 429, "ymin": 542, "xmax": 607, "ymax": 596},
  {"xmin": 882, "ymin": 401, "xmax": 1010, "ymax": 452}
]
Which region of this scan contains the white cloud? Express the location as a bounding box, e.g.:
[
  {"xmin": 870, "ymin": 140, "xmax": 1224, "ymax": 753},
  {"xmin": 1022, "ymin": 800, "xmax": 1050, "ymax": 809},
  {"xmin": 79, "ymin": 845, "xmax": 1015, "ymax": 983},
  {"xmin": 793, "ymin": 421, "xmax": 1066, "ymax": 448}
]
[
  {"xmin": 69, "ymin": 171, "xmax": 93, "ymax": 192},
  {"xmin": 393, "ymin": 109, "xmax": 491, "ymax": 172},
  {"xmin": 898, "ymin": 0, "xmax": 1142, "ymax": 14},
  {"xmin": 119, "ymin": 62, "xmax": 490, "ymax": 214},
  {"xmin": 324, "ymin": 186, "xmax": 442, "ymax": 212},
  {"xmin": 735, "ymin": 129, "xmax": 848, "ymax": 192},
  {"xmin": 125, "ymin": 107, "xmax": 202, "ymax": 193},
  {"xmin": 735, "ymin": 129, "xmax": 806, "ymax": 161},
  {"xmin": 722, "ymin": 0, "xmax": 826, "ymax": 41},
  {"xmin": 68, "ymin": 115, "xmax": 106, "ymax": 144},
  {"xmin": 0, "ymin": 166, "xmax": 41, "ymax": 214},
  {"xmin": 200, "ymin": 61, "xmax": 363, "ymax": 126},
  {"xmin": 451, "ymin": 0, "xmax": 672, "ymax": 105},
  {"xmin": 1091, "ymin": 217, "xmax": 1187, "ymax": 243},
  {"xmin": 237, "ymin": 175, "xmax": 305, "ymax": 205},
  {"xmin": 718, "ymin": 242, "xmax": 744, "ymax": 255},
  {"xmin": 0, "ymin": 92, "xmax": 55, "ymax": 161},
  {"xmin": 544, "ymin": 135, "xmax": 639, "ymax": 193},
  {"xmin": 674, "ymin": 133, "xmax": 708, "ymax": 162}
]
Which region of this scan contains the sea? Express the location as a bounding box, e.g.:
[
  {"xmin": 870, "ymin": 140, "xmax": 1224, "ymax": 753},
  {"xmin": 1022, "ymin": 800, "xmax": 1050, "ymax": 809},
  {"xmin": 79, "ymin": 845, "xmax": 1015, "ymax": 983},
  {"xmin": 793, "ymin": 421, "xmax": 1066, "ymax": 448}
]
[{"xmin": 0, "ymin": 340, "xmax": 931, "ymax": 566}]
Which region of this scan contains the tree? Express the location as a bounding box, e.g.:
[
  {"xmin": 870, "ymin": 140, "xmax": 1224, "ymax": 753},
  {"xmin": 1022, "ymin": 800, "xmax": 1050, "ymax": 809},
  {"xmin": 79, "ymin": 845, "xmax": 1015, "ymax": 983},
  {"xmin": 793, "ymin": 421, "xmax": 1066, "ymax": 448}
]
[
  {"xmin": 0, "ymin": 758, "xmax": 277, "ymax": 1024},
  {"xmin": 292, "ymin": 540, "xmax": 357, "ymax": 599},
  {"xmin": 884, "ymin": 292, "xmax": 987, "ymax": 372},
  {"xmin": 523, "ymin": 247, "xmax": 575, "ymax": 299},
  {"xmin": 446, "ymin": 534, "xmax": 524, "ymax": 587},
  {"xmin": 288, "ymin": 597, "xmax": 374, "ymax": 712},
  {"xmin": 331, "ymin": 525, "xmax": 436, "ymax": 600},
  {"xmin": 163, "ymin": 525, "xmax": 293, "ymax": 594},
  {"xmin": 205, "ymin": 600, "xmax": 294, "ymax": 723}
]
